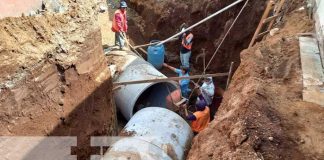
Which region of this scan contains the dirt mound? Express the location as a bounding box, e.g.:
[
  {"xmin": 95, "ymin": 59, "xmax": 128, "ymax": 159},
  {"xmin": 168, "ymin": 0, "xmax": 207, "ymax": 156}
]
[
  {"xmin": 0, "ymin": 1, "xmax": 117, "ymax": 159},
  {"xmin": 187, "ymin": 8, "xmax": 324, "ymax": 160}
]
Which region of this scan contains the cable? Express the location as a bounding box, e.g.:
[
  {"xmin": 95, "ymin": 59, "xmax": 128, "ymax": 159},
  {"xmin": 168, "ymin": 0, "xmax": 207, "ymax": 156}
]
[{"xmin": 187, "ymin": 0, "xmax": 250, "ymax": 100}]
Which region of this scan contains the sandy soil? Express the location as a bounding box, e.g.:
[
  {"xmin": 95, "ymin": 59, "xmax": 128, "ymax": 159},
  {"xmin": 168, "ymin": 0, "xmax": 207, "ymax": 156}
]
[
  {"xmin": 0, "ymin": 1, "xmax": 117, "ymax": 159},
  {"xmin": 187, "ymin": 8, "xmax": 324, "ymax": 160}
]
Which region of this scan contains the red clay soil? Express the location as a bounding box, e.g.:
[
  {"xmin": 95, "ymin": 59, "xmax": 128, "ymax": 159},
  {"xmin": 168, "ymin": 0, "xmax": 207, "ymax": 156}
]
[
  {"xmin": 187, "ymin": 9, "xmax": 324, "ymax": 160},
  {"xmin": 129, "ymin": 0, "xmax": 267, "ymax": 72}
]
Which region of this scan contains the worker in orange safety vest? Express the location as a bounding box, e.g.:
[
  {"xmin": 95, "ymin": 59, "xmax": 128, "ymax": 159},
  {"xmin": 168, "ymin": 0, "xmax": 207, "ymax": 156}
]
[
  {"xmin": 111, "ymin": 1, "xmax": 128, "ymax": 50},
  {"xmin": 179, "ymin": 23, "xmax": 194, "ymax": 68},
  {"xmin": 184, "ymin": 92, "xmax": 210, "ymax": 135}
]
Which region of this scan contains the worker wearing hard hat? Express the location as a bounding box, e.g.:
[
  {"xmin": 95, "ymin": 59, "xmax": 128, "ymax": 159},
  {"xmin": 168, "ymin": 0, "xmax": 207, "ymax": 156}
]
[
  {"xmin": 179, "ymin": 23, "xmax": 194, "ymax": 68},
  {"xmin": 111, "ymin": 1, "xmax": 128, "ymax": 50},
  {"xmin": 185, "ymin": 94, "xmax": 210, "ymax": 134},
  {"xmin": 163, "ymin": 63, "xmax": 191, "ymax": 98}
]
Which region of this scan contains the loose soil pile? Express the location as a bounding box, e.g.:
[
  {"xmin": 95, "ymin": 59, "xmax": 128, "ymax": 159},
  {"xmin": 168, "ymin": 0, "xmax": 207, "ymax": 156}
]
[
  {"xmin": 0, "ymin": 0, "xmax": 117, "ymax": 159},
  {"xmin": 187, "ymin": 8, "xmax": 324, "ymax": 160}
]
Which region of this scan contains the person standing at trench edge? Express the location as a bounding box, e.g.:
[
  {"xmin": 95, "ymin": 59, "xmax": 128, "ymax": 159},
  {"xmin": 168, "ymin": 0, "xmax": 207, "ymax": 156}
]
[
  {"xmin": 179, "ymin": 23, "xmax": 194, "ymax": 68},
  {"xmin": 111, "ymin": 1, "xmax": 128, "ymax": 50}
]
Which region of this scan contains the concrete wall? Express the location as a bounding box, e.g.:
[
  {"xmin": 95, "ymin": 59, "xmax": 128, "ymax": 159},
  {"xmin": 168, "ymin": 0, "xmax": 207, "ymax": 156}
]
[
  {"xmin": 314, "ymin": 0, "xmax": 324, "ymax": 66},
  {"xmin": 0, "ymin": 0, "xmax": 42, "ymax": 19}
]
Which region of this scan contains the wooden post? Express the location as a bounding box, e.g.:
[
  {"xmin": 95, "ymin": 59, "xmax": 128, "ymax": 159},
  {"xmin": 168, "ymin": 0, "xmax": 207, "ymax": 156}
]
[
  {"xmin": 226, "ymin": 62, "xmax": 234, "ymax": 90},
  {"xmin": 267, "ymin": 0, "xmax": 286, "ymax": 31},
  {"xmin": 202, "ymin": 48, "xmax": 206, "ymax": 74},
  {"xmin": 248, "ymin": 0, "xmax": 275, "ymax": 48}
]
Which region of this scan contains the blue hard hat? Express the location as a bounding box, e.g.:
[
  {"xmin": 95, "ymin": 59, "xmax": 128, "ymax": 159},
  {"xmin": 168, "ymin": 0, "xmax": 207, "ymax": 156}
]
[{"xmin": 120, "ymin": 1, "xmax": 127, "ymax": 8}]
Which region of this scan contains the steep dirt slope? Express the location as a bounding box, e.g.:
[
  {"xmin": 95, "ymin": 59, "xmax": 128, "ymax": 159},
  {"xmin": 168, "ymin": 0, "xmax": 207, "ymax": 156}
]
[
  {"xmin": 187, "ymin": 8, "xmax": 324, "ymax": 160},
  {"xmin": 128, "ymin": 0, "xmax": 267, "ymax": 72}
]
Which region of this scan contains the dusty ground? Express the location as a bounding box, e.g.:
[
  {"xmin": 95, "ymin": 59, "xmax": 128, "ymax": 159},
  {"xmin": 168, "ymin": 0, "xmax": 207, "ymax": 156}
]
[
  {"xmin": 0, "ymin": 0, "xmax": 117, "ymax": 159},
  {"xmin": 187, "ymin": 7, "xmax": 324, "ymax": 160}
]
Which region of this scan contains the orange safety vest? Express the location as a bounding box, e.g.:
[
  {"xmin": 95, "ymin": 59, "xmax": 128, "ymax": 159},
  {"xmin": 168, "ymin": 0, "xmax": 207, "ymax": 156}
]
[
  {"xmin": 191, "ymin": 107, "xmax": 210, "ymax": 133},
  {"xmin": 112, "ymin": 9, "xmax": 127, "ymax": 32},
  {"xmin": 182, "ymin": 33, "xmax": 193, "ymax": 50}
]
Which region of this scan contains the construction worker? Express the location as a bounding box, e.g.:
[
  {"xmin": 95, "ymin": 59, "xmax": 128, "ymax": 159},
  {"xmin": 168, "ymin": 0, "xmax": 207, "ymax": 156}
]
[
  {"xmin": 111, "ymin": 1, "xmax": 128, "ymax": 50},
  {"xmin": 179, "ymin": 23, "xmax": 193, "ymax": 68},
  {"xmin": 185, "ymin": 93, "xmax": 210, "ymax": 134},
  {"xmin": 193, "ymin": 77, "xmax": 215, "ymax": 105},
  {"xmin": 163, "ymin": 63, "xmax": 191, "ymax": 98}
]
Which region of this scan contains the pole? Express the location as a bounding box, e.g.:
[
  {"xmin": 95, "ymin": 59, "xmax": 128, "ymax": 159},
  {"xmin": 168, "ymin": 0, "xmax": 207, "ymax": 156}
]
[
  {"xmin": 157, "ymin": 0, "xmax": 244, "ymax": 46},
  {"xmin": 114, "ymin": 73, "xmax": 229, "ymax": 86},
  {"xmin": 120, "ymin": 33, "xmax": 144, "ymax": 59},
  {"xmin": 226, "ymin": 62, "xmax": 234, "ymax": 90},
  {"xmin": 202, "ymin": 48, "xmax": 206, "ymax": 74},
  {"xmin": 248, "ymin": 0, "xmax": 274, "ymax": 48}
]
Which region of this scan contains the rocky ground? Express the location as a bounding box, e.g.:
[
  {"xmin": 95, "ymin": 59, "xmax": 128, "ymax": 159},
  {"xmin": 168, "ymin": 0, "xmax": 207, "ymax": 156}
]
[
  {"xmin": 187, "ymin": 7, "xmax": 324, "ymax": 160},
  {"xmin": 0, "ymin": 0, "xmax": 117, "ymax": 159}
]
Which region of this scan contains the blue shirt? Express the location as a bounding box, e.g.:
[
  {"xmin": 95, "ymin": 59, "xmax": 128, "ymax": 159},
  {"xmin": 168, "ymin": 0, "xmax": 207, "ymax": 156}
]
[{"xmin": 175, "ymin": 69, "xmax": 190, "ymax": 96}]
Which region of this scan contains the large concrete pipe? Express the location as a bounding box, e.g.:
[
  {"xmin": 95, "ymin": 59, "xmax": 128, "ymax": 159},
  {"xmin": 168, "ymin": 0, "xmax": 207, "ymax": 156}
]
[
  {"xmin": 104, "ymin": 107, "xmax": 193, "ymax": 160},
  {"xmin": 112, "ymin": 51, "xmax": 178, "ymax": 120}
]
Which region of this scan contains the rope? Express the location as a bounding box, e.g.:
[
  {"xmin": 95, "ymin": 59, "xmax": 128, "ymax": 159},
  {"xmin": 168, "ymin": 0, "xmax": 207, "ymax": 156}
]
[{"xmin": 187, "ymin": 0, "xmax": 250, "ymax": 101}]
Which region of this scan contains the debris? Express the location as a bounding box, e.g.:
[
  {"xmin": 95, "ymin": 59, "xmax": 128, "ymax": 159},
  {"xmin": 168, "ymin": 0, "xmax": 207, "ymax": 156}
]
[
  {"xmin": 297, "ymin": 7, "xmax": 305, "ymax": 11},
  {"xmin": 29, "ymin": 10, "xmax": 37, "ymax": 16},
  {"xmin": 268, "ymin": 137, "xmax": 274, "ymax": 141},
  {"xmin": 109, "ymin": 65, "xmax": 117, "ymax": 77},
  {"xmin": 58, "ymin": 98, "xmax": 64, "ymax": 106},
  {"xmin": 99, "ymin": 4, "xmax": 108, "ymax": 12},
  {"xmin": 270, "ymin": 28, "xmax": 280, "ymax": 36}
]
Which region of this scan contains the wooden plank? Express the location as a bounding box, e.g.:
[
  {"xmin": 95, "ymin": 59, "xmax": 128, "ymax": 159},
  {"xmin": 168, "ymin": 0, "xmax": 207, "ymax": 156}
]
[
  {"xmin": 256, "ymin": 30, "xmax": 270, "ymax": 39},
  {"xmin": 263, "ymin": 14, "xmax": 279, "ymax": 24},
  {"xmin": 249, "ymin": 0, "xmax": 275, "ymax": 48},
  {"xmin": 114, "ymin": 73, "xmax": 229, "ymax": 86},
  {"xmin": 267, "ymin": 0, "xmax": 286, "ymax": 31},
  {"xmin": 174, "ymin": 98, "xmax": 187, "ymax": 107}
]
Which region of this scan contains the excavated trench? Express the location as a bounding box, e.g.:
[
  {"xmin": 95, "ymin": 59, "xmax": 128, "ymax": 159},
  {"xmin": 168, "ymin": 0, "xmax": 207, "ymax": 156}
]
[
  {"xmin": 1, "ymin": 0, "xmax": 323, "ymax": 160},
  {"xmin": 0, "ymin": 0, "xmax": 272, "ymax": 159},
  {"xmin": 128, "ymin": 0, "xmax": 267, "ymax": 72},
  {"xmin": 107, "ymin": 0, "xmax": 269, "ymax": 159},
  {"xmin": 118, "ymin": 0, "xmax": 267, "ymax": 121}
]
